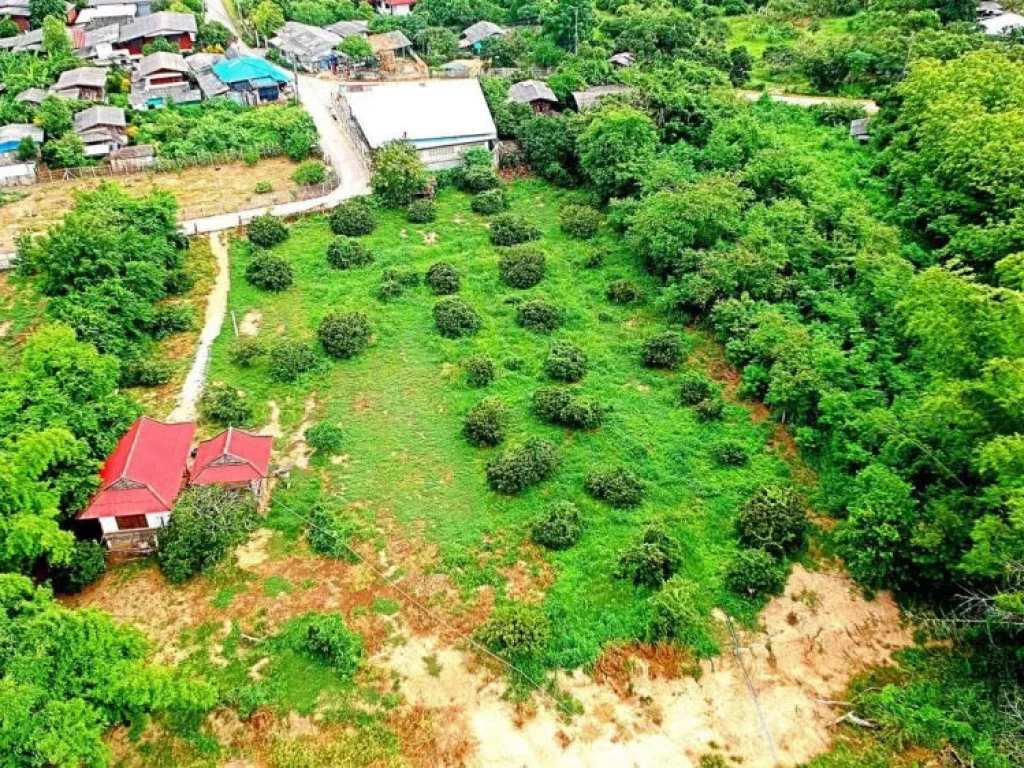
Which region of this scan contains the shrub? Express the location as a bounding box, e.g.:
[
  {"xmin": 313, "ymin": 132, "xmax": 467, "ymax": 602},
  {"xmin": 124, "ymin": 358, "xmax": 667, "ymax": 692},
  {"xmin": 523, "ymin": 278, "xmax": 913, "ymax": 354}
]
[
  {"xmin": 458, "ymin": 164, "xmax": 501, "ymax": 192},
  {"xmin": 378, "ymin": 267, "xmax": 419, "ymax": 301},
  {"xmin": 694, "ymin": 396, "xmax": 725, "ymax": 422},
  {"xmin": 200, "ymin": 384, "xmax": 254, "ymax": 426},
  {"xmin": 49, "ymin": 540, "xmax": 106, "ymax": 594},
  {"xmin": 647, "ymin": 576, "xmax": 719, "ymax": 655},
  {"xmin": 471, "ymin": 188, "xmax": 508, "ymax": 215},
  {"xmin": 585, "ymin": 467, "xmax": 645, "ymax": 508},
  {"xmin": 296, "ymin": 613, "xmax": 363, "ymax": 678},
  {"xmin": 530, "ymin": 501, "xmax": 583, "ymax": 550},
  {"xmin": 642, "ymin": 331, "xmax": 684, "ymax": 369},
  {"xmin": 463, "ymin": 356, "xmax": 495, "ymax": 387},
  {"xmin": 327, "ymin": 238, "xmax": 373, "ymax": 270},
  {"xmin": 725, "ymin": 549, "xmax": 786, "ymax": 597},
  {"xmin": 247, "ymin": 213, "xmax": 289, "ymax": 248},
  {"xmin": 736, "ymin": 485, "xmax": 808, "ymax": 556},
  {"xmin": 291, "ymin": 160, "xmax": 326, "ymax": 186},
  {"xmin": 246, "ymin": 252, "xmax": 293, "ymax": 291},
  {"xmin": 560, "ymin": 204, "xmax": 602, "ymax": 239},
  {"xmin": 498, "ymin": 245, "xmax": 546, "ymax": 289},
  {"xmin": 581, "ymin": 248, "xmax": 606, "ymax": 269},
  {"xmin": 678, "ymin": 371, "xmax": 714, "ymax": 406},
  {"xmin": 306, "ymin": 422, "xmax": 344, "ymax": 454},
  {"xmin": 425, "ymin": 261, "xmax": 460, "ymax": 294},
  {"xmin": 616, "ymin": 524, "xmax": 681, "ymax": 588},
  {"xmin": 406, "ymin": 198, "xmax": 437, "ymax": 223},
  {"xmin": 148, "ymin": 304, "xmax": 194, "ymax": 339},
  {"xmin": 120, "ymin": 357, "xmax": 173, "ymax": 387},
  {"xmin": 306, "ymin": 502, "xmax": 358, "ymax": 561},
  {"xmin": 606, "ymin": 279, "xmax": 641, "ymax": 304},
  {"xmin": 544, "ymin": 340, "xmax": 587, "ymax": 382},
  {"xmin": 711, "ymin": 439, "xmax": 749, "ymax": 467},
  {"xmin": 476, "ymin": 602, "xmax": 550, "ymax": 658},
  {"xmin": 268, "ymin": 337, "xmax": 318, "ymax": 382},
  {"xmin": 489, "ymin": 213, "xmax": 540, "ymax": 246},
  {"xmin": 516, "ymin": 299, "xmax": 563, "ymax": 333},
  {"xmin": 229, "ymin": 336, "xmax": 265, "ymax": 367},
  {"xmin": 329, "ymin": 198, "xmax": 376, "ymax": 236},
  {"xmin": 532, "ymin": 387, "xmax": 604, "ymax": 429},
  {"xmin": 319, "ymin": 311, "xmax": 372, "ymax": 359},
  {"xmin": 158, "ymin": 486, "xmax": 258, "ymax": 584},
  {"xmin": 485, "ymin": 437, "xmax": 561, "ymax": 494},
  {"xmin": 433, "ymin": 297, "xmax": 481, "ymax": 338},
  {"xmin": 463, "ymin": 397, "xmax": 507, "ymax": 447},
  {"xmin": 371, "ymin": 141, "xmax": 427, "ymax": 207},
  {"xmin": 254, "ymin": 180, "xmax": 273, "ymax": 194}
]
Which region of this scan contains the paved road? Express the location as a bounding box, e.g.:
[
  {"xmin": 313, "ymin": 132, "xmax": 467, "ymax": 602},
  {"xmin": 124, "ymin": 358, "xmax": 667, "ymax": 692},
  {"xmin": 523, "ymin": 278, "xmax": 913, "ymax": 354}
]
[{"xmin": 738, "ymin": 89, "xmax": 879, "ymax": 114}]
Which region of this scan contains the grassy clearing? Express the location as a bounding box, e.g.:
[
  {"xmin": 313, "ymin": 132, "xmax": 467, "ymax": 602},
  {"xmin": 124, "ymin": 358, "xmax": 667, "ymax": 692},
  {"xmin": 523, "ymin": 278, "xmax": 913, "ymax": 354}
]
[{"xmin": 208, "ymin": 178, "xmax": 795, "ymax": 669}]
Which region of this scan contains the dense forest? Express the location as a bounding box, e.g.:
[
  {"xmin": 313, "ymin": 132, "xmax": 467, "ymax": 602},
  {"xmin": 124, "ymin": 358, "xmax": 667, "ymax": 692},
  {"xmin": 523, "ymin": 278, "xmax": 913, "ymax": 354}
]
[{"xmin": 3, "ymin": 0, "xmax": 1024, "ymax": 762}]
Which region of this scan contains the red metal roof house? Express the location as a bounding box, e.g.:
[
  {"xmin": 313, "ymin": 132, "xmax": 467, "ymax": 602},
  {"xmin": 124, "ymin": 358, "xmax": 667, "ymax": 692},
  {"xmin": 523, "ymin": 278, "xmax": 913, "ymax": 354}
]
[
  {"xmin": 190, "ymin": 427, "xmax": 272, "ymax": 501},
  {"xmin": 78, "ymin": 417, "xmax": 196, "ymax": 553}
]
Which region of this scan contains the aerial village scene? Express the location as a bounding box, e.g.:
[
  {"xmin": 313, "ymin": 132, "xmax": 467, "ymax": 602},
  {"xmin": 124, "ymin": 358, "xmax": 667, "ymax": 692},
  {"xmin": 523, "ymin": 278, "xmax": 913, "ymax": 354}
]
[{"xmin": 1, "ymin": 0, "xmax": 1023, "ymax": 763}]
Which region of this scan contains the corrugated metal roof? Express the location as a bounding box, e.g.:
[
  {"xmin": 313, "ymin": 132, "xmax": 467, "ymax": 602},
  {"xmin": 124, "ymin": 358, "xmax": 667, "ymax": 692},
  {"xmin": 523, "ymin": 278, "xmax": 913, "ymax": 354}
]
[
  {"xmin": 325, "ymin": 19, "xmax": 368, "ymax": 38},
  {"xmin": 571, "ymin": 83, "xmax": 632, "ymax": 110},
  {"xmin": 346, "ymin": 80, "xmax": 496, "ymax": 150},
  {"xmin": 54, "ymin": 66, "xmax": 108, "ymax": 89},
  {"xmin": 78, "ymin": 417, "xmax": 196, "ymax": 519},
  {"xmin": 507, "ymin": 79, "xmax": 556, "ymax": 105},
  {"xmin": 74, "ymin": 104, "xmax": 126, "ymax": 132},
  {"xmin": 190, "ymin": 427, "xmax": 272, "ymax": 485},
  {"xmin": 269, "ymin": 21, "xmax": 340, "ymax": 59},
  {"xmin": 135, "ymin": 51, "xmax": 188, "ymax": 79},
  {"xmin": 459, "ymin": 20, "xmax": 504, "ymax": 47},
  {"xmin": 0, "ymin": 123, "xmax": 43, "ymax": 144},
  {"xmin": 367, "ymin": 30, "xmax": 411, "ymax": 53},
  {"xmin": 212, "ymin": 56, "xmax": 290, "ymax": 85},
  {"xmin": 118, "ymin": 11, "xmax": 196, "ymax": 42},
  {"xmin": 14, "ymin": 87, "xmax": 46, "ymax": 103}
]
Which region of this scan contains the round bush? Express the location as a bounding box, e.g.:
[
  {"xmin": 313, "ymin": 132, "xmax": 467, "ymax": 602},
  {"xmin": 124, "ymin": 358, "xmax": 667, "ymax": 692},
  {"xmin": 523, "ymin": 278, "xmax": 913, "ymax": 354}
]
[
  {"xmin": 485, "ymin": 437, "xmax": 561, "ymax": 495},
  {"xmin": 642, "ymin": 331, "xmax": 684, "ymax": 369},
  {"xmin": 246, "ymin": 252, "xmax": 293, "ymax": 291},
  {"xmin": 476, "ymin": 602, "xmax": 550, "ymax": 658},
  {"xmin": 463, "ymin": 356, "xmax": 495, "ymax": 387},
  {"xmin": 606, "ymin": 279, "xmax": 641, "ymax": 304},
  {"xmin": 377, "ymin": 267, "xmax": 419, "ymax": 302},
  {"xmin": 544, "ymin": 340, "xmax": 587, "ymax": 382},
  {"xmin": 330, "ymin": 198, "xmax": 376, "ymax": 236},
  {"xmin": 560, "ymin": 204, "xmax": 603, "ymax": 239},
  {"xmin": 268, "ymin": 338, "xmax": 318, "ymax": 382},
  {"xmin": 120, "ymin": 357, "xmax": 173, "ymax": 388},
  {"xmin": 200, "ymin": 384, "xmax": 254, "ymax": 426},
  {"xmin": 472, "ymin": 188, "xmax": 508, "ymax": 215},
  {"xmin": 318, "ymin": 311, "xmax": 372, "ymax": 359},
  {"xmin": 647, "ymin": 576, "xmax": 719, "ymax": 655},
  {"xmin": 530, "ymin": 501, "xmax": 583, "ymax": 551},
  {"xmin": 306, "ymin": 422, "xmax": 344, "ymax": 454},
  {"xmin": 679, "ymin": 371, "xmax": 714, "ymax": 406},
  {"xmin": 254, "ymin": 180, "xmax": 273, "ymax": 194},
  {"xmin": 489, "ymin": 213, "xmax": 540, "ymax": 246},
  {"xmin": 377, "ymin": 278, "xmax": 403, "ymax": 302},
  {"xmin": 300, "ymin": 613, "xmax": 363, "ymax": 678},
  {"xmin": 463, "ymin": 397, "xmax": 507, "ymax": 447},
  {"xmin": 150, "ymin": 305, "xmax": 194, "ymax": 339},
  {"xmin": 406, "ymin": 198, "xmax": 437, "ymax": 223},
  {"xmin": 531, "ymin": 386, "xmax": 573, "ymax": 423},
  {"xmin": 498, "ymin": 245, "xmax": 546, "ymax": 289},
  {"xmin": 616, "ymin": 524, "xmax": 681, "ymax": 588},
  {"xmin": 581, "ymin": 248, "xmax": 606, "ymax": 269},
  {"xmin": 516, "ymin": 299, "xmax": 564, "ymax": 334},
  {"xmin": 247, "ymin": 213, "xmax": 289, "ymax": 248},
  {"xmin": 229, "ymin": 336, "xmax": 265, "ymax": 367},
  {"xmin": 532, "ymin": 387, "xmax": 604, "ymax": 430},
  {"xmin": 433, "ymin": 297, "xmax": 481, "ymax": 338},
  {"xmin": 736, "ymin": 485, "xmax": 808, "ymax": 556},
  {"xmin": 292, "ymin": 160, "xmax": 327, "ymax": 186},
  {"xmin": 585, "ymin": 467, "xmax": 645, "ymax": 508},
  {"xmin": 458, "ymin": 164, "xmax": 501, "ymax": 192},
  {"xmin": 425, "ymin": 261, "xmax": 460, "ymax": 294},
  {"xmin": 694, "ymin": 395, "xmax": 725, "ymax": 422},
  {"xmin": 49, "ymin": 539, "xmax": 106, "ymax": 594},
  {"xmin": 711, "ymin": 439, "xmax": 749, "ymax": 467},
  {"xmin": 327, "ymin": 238, "xmax": 374, "ymax": 270},
  {"xmin": 725, "ymin": 549, "xmax": 786, "ymax": 596}
]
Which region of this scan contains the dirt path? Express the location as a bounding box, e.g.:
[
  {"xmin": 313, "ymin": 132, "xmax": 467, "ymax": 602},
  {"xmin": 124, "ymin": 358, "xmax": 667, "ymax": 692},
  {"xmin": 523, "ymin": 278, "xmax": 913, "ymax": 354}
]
[
  {"xmin": 167, "ymin": 232, "xmax": 230, "ymax": 422},
  {"xmin": 738, "ymin": 88, "xmax": 879, "ymax": 114}
]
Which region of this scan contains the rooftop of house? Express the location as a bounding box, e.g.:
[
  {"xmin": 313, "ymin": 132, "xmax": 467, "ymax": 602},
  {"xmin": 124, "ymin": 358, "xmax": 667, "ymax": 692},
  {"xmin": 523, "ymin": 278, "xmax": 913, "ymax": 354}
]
[
  {"xmin": 74, "ymin": 104, "xmax": 126, "ymax": 132},
  {"xmin": 0, "ymin": 0, "xmax": 29, "ymax": 10},
  {"xmin": 507, "ymin": 79, "xmax": 557, "ymax": 105},
  {"xmin": 75, "ymin": 4, "xmax": 136, "ymax": 23},
  {"xmin": 118, "ymin": 11, "xmax": 197, "ymax": 41},
  {"xmin": 54, "ymin": 66, "xmax": 109, "ymax": 90},
  {"xmin": 14, "ymin": 86, "xmax": 47, "ymax": 103},
  {"xmin": 0, "ymin": 123, "xmax": 44, "ymax": 145},
  {"xmin": 135, "ymin": 50, "xmax": 188, "ymax": 79},
  {"xmin": 367, "ymin": 29, "xmax": 411, "ymax": 53},
  {"xmin": 572, "ymin": 83, "xmax": 632, "ymax": 110},
  {"xmin": 190, "ymin": 427, "xmax": 273, "ymax": 485},
  {"xmin": 78, "ymin": 417, "xmax": 197, "ymax": 520},
  {"xmin": 109, "ymin": 143, "xmax": 154, "ymax": 160},
  {"xmin": 325, "ymin": 19, "xmax": 368, "ymax": 38},
  {"xmin": 345, "ymin": 79, "xmax": 496, "ymax": 150},
  {"xmin": 0, "ymin": 28, "xmax": 43, "ymax": 52},
  {"xmin": 212, "ymin": 56, "xmax": 290, "ymax": 85},
  {"xmin": 459, "ymin": 20, "xmax": 505, "ymax": 47},
  {"xmin": 269, "ymin": 21, "xmax": 341, "ymax": 58}
]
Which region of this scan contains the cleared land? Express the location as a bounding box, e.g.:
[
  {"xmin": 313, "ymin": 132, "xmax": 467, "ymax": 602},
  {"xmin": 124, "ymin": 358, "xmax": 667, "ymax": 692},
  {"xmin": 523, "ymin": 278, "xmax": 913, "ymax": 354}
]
[{"xmin": 0, "ymin": 156, "xmax": 306, "ymax": 252}]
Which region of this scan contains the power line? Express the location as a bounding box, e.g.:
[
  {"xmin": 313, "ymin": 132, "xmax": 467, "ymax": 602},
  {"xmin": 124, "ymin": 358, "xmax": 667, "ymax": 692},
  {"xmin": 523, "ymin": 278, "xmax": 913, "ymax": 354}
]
[{"xmin": 725, "ymin": 614, "xmax": 779, "ymax": 764}]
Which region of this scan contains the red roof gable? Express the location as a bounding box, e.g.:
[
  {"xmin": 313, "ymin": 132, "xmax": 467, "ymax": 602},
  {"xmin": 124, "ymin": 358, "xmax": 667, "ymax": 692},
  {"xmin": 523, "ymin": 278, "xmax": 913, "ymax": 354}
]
[
  {"xmin": 78, "ymin": 417, "xmax": 196, "ymax": 520},
  {"xmin": 189, "ymin": 427, "xmax": 272, "ymax": 485}
]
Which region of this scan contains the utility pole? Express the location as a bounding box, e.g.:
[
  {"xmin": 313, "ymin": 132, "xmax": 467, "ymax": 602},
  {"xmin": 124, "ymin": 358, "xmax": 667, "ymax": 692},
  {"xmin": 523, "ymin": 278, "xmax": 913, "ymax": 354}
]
[{"xmin": 573, "ymin": 6, "xmax": 579, "ymax": 53}]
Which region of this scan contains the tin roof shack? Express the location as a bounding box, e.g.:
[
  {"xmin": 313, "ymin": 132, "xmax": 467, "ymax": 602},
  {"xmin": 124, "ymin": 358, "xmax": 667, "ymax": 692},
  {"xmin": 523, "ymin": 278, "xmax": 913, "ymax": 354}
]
[
  {"xmin": 507, "ymin": 79, "xmax": 557, "ymax": 112},
  {"xmin": 212, "ymin": 56, "xmax": 291, "ymax": 104},
  {"xmin": 51, "ymin": 66, "xmax": 108, "ymax": 101},
  {"xmin": 74, "ymin": 105, "xmax": 128, "ymax": 157},
  {"xmin": 459, "ymin": 20, "xmax": 505, "ymax": 50},
  {"xmin": 343, "ymin": 79, "xmax": 497, "ymax": 170},
  {"xmin": 0, "ymin": 26, "xmax": 43, "ymax": 52},
  {"xmin": 74, "ymin": 3, "xmax": 137, "ymax": 30},
  {"xmin": 190, "ymin": 427, "xmax": 273, "ymax": 507},
  {"xmin": 187, "ymin": 52, "xmax": 229, "ymax": 99},
  {"xmin": 14, "ymin": 86, "xmax": 46, "ymax": 105},
  {"xmin": 366, "ymin": 29, "xmax": 414, "ymax": 72},
  {"xmin": 571, "ymin": 83, "xmax": 632, "ymax": 111},
  {"xmin": 116, "ymin": 11, "xmax": 196, "ymax": 56},
  {"xmin": 269, "ymin": 21, "xmax": 340, "ymax": 72},
  {"xmin": 0, "ymin": 123, "xmax": 43, "ymax": 164},
  {"xmin": 109, "ymin": 143, "xmax": 154, "ymax": 171},
  {"xmin": 0, "ymin": 0, "xmax": 30, "ymax": 31},
  {"xmin": 325, "ymin": 19, "xmax": 368, "ymax": 38},
  {"xmin": 77, "ymin": 417, "xmax": 197, "ymax": 553}
]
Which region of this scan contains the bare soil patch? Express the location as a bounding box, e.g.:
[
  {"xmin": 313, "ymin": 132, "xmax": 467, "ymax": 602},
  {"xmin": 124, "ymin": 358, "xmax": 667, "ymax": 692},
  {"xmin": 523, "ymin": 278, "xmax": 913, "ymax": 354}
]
[{"xmin": 239, "ymin": 310, "xmax": 262, "ymax": 337}]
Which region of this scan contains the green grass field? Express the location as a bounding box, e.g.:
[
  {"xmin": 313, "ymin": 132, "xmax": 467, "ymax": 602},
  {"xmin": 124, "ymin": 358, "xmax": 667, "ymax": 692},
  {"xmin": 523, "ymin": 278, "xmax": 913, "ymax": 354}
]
[{"xmin": 207, "ymin": 179, "xmax": 795, "ymax": 669}]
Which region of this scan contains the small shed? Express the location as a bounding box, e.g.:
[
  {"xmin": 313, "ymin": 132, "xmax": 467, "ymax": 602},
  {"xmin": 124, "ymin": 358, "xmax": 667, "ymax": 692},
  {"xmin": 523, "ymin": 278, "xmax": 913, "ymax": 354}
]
[
  {"xmin": 459, "ymin": 20, "xmax": 505, "ymax": 50},
  {"xmin": 14, "ymin": 86, "xmax": 46, "ymax": 105},
  {"xmin": 325, "ymin": 19, "xmax": 369, "ymax": 38},
  {"xmin": 51, "ymin": 66, "xmax": 108, "ymax": 100},
  {"xmin": 507, "ymin": 79, "xmax": 557, "ymax": 112},
  {"xmin": 849, "ymin": 118, "xmax": 870, "ymax": 143},
  {"xmin": 74, "ymin": 104, "xmax": 128, "ymax": 157},
  {"xmin": 269, "ymin": 21, "xmax": 340, "ymax": 71},
  {"xmin": 609, "ymin": 51, "xmax": 635, "ymax": 68},
  {"xmin": 571, "ymin": 83, "xmax": 632, "ymax": 111},
  {"xmin": 190, "ymin": 427, "xmax": 273, "ymax": 504},
  {"xmin": 109, "ymin": 144, "xmax": 154, "ymax": 172}
]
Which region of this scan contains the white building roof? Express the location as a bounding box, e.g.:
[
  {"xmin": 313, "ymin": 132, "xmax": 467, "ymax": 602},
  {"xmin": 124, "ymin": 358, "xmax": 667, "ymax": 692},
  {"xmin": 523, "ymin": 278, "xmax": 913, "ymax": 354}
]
[
  {"xmin": 981, "ymin": 11, "xmax": 1024, "ymax": 33},
  {"xmin": 76, "ymin": 4, "xmax": 136, "ymax": 23},
  {"xmin": 345, "ymin": 80, "xmax": 497, "ymax": 150},
  {"xmin": 0, "ymin": 123, "xmax": 44, "ymax": 144}
]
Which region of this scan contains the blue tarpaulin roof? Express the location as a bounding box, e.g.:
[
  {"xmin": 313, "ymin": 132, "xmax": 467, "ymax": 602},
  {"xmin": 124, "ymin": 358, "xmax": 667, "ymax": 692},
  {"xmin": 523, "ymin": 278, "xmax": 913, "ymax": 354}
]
[{"xmin": 212, "ymin": 57, "xmax": 290, "ymax": 85}]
